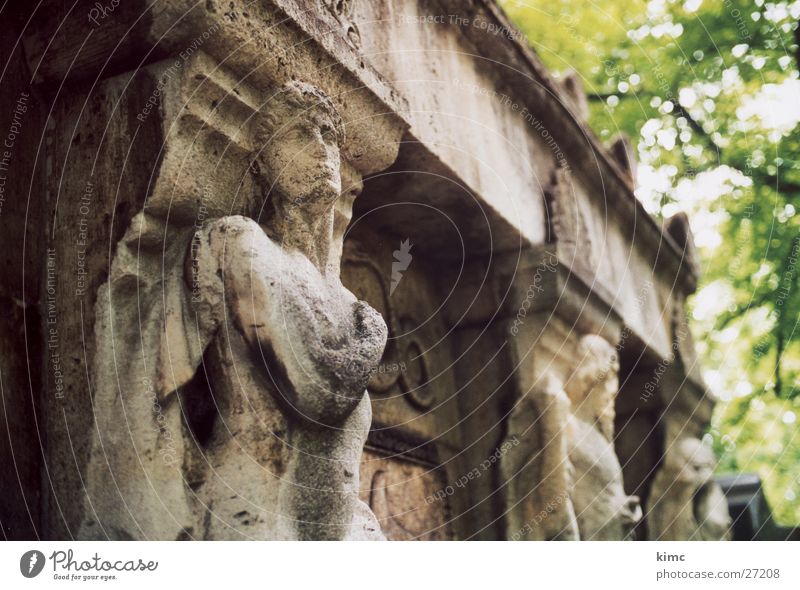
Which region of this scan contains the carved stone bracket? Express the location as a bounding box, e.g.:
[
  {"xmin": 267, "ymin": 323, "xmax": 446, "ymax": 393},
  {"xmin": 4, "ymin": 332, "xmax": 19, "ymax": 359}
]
[{"xmin": 25, "ymin": 1, "xmax": 407, "ymax": 536}]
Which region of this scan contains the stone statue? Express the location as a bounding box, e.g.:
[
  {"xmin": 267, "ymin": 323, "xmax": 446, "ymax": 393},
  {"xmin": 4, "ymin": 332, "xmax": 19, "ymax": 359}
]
[
  {"xmin": 504, "ymin": 334, "xmax": 640, "ymax": 540},
  {"xmin": 563, "ymin": 335, "xmax": 641, "ymax": 540},
  {"xmin": 79, "ymin": 81, "xmax": 387, "ymax": 540},
  {"xmin": 648, "ymin": 435, "xmax": 731, "ymax": 540}
]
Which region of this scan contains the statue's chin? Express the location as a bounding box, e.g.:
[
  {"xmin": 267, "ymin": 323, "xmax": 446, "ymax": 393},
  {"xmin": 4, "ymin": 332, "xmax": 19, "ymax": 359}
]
[{"xmin": 283, "ymin": 182, "xmax": 340, "ymax": 211}]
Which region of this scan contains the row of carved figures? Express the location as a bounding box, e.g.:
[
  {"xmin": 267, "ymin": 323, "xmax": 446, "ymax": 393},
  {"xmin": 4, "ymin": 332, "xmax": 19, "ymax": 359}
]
[
  {"xmin": 502, "ymin": 334, "xmax": 731, "ymax": 541},
  {"xmin": 78, "ymin": 79, "xmax": 728, "ymax": 541}
]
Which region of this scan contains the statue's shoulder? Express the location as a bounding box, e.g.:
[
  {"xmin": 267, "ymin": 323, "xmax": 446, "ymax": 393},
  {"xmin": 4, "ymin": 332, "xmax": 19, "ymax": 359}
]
[{"xmin": 202, "ymin": 216, "xmax": 283, "ymax": 258}]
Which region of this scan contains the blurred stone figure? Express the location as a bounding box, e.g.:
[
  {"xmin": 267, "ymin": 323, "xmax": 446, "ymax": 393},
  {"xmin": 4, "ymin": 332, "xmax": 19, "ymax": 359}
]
[
  {"xmin": 503, "ymin": 372, "xmax": 579, "ymax": 541},
  {"xmin": 695, "ymin": 479, "xmax": 733, "ymax": 541},
  {"xmin": 503, "ymin": 335, "xmax": 640, "ymax": 540},
  {"xmin": 564, "ymin": 335, "xmax": 641, "ymax": 540},
  {"xmin": 79, "ymin": 81, "xmax": 387, "ymax": 540},
  {"xmin": 648, "ymin": 435, "xmax": 731, "ymax": 541}
]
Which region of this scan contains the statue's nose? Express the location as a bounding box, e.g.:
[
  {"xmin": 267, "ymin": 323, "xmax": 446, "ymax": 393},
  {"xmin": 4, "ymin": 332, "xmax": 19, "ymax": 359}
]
[{"xmin": 624, "ymin": 496, "xmax": 642, "ymax": 522}]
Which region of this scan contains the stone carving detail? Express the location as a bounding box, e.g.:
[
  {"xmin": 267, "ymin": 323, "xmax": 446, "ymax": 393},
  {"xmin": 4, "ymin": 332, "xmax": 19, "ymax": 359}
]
[
  {"xmin": 319, "ymin": 0, "xmax": 362, "ymax": 48},
  {"xmin": 545, "ymin": 168, "xmax": 597, "ymax": 280},
  {"xmin": 608, "ymin": 133, "xmax": 638, "ymax": 190},
  {"xmin": 665, "ymin": 211, "xmax": 701, "ymax": 279},
  {"xmin": 342, "ymin": 243, "xmax": 435, "ymax": 410},
  {"xmin": 559, "ymin": 69, "xmax": 590, "ymax": 122},
  {"xmin": 2, "ymin": 0, "xmax": 725, "ymax": 545},
  {"xmin": 503, "ymin": 335, "xmax": 641, "ymax": 540},
  {"xmin": 645, "ymin": 288, "xmax": 729, "ymax": 540},
  {"xmin": 340, "ymin": 234, "xmax": 461, "ymax": 539},
  {"xmin": 360, "ymin": 455, "xmax": 454, "ymax": 541},
  {"xmin": 648, "ymin": 433, "xmax": 731, "ymax": 540},
  {"xmin": 79, "ymin": 80, "xmax": 387, "ymax": 540}
]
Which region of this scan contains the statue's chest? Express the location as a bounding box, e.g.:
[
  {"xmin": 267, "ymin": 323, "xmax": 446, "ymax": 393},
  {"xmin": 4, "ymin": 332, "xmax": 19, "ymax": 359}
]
[
  {"xmin": 261, "ymin": 252, "xmax": 385, "ymax": 356},
  {"xmin": 263, "ymin": 258, "xmax": 345, "ymax": 325},
  {"xmin": 568, "ymin": 419, "xmax": 621, "ymax": 485}
]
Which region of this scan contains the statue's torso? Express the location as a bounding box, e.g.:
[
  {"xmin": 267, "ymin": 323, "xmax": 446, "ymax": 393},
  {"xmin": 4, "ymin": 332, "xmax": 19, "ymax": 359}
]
[
  {"xmin": 568, "ymin": 417, "xmax": 634, "ymax": 540},
  {"xmin": 192, "ymin": 222, "xmax": 386, "ymax": 539}
]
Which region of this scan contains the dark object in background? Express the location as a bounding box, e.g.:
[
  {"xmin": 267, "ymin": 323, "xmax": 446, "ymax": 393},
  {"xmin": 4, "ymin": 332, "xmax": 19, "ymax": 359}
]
[{"xmin": 717, "ymin": 474, "xmax": 800, "ymax": 541}]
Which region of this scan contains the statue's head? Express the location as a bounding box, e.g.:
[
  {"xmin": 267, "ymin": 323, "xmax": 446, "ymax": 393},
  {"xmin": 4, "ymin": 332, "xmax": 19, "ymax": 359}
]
[
  {"xmin": 668, "ymin": 437, "xmax": 716, "ymax": 485},
  {"xmin": 253, "ymin": 81, "xmax": 345, "ymax": 215},
  {"xmin": 566, "ymin": 335, "xmax": 618, "ymax": 401},
  {"xmin": 619, "ymin": 495, "xmax": 642, "ymax": 539},
  {"xmin": 564, "ymin": 334, "xmax": 618, "ymax": 439}
]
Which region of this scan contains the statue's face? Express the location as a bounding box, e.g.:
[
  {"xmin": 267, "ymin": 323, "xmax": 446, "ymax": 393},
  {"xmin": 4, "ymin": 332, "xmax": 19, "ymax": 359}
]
[
  {"xmin": 566, "ymin": 337, "xmax": 618, "ymax": 403},
  {"xmin": 672, "ymin": 438, "xmax": 715, "ymax": 484},
  {"xmin": 598, "ymin": 349, "xmax": 619, "ymax": 394},
  {"xmin": 261, "ymin": 110, "xmax": 342, "ymax": 211}
]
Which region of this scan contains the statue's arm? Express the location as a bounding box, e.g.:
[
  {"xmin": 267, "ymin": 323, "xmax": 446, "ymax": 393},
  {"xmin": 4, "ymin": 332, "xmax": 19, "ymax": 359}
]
[
  {"xmin": 191, "ymin": 215, "xmax": 374, "ymax": 425},
  {"xmin": 534, "ymin": 379, "xmax": 580, "ymax": 540}
]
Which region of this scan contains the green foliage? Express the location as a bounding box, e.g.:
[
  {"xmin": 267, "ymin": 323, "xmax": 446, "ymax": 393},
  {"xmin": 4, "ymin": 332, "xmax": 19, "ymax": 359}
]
[
  {"xmin": 501, "ymin": 0, "xmax": 800, "ymax": 525},
  {"xmin": 713, "ymin": 393, "xmax": 800, "ymax": 525}
]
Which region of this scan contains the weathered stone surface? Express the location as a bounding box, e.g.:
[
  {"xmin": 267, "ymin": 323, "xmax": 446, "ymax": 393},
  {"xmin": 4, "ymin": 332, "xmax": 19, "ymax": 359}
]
[
  {"xmin": 359, "ymin": 450, "xmax": 454, "ymax": 540},
  {"xmin": 608, "ymin": 134, "xmax": 638, "ymax": 190},
  {"xmin": 78, "ymin": 79, "xmax": 393, "ymax": 540},
  {"xmin": 503, "ymin": 334, "xmax": 640, "ymax": 540},
  {"xmin": 558, "ymin": 70, "xmax": 590, "ymax": 123},
  {"xmin": 0, "ymin": 18, "xmax": 46, "ymax": 539},
  {"xmin": 0, "ymin": 0, "xmax": 725, "ymax": 542},
  {"xmin": 648, "ymin": 425, "xmax": 731, "ymax": 541}
]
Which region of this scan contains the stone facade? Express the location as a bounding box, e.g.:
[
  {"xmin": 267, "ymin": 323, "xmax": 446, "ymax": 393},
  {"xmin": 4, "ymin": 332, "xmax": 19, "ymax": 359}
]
[{"xmin": 0, "ymin": 0, "xmax": 727, "ymax": 540}]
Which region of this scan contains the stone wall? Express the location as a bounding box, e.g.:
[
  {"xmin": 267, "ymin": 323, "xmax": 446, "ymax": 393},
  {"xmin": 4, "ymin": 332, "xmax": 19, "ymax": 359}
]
[{"xmin": 0, "ymin": 0, "xmax": 726, "ymax": 541}]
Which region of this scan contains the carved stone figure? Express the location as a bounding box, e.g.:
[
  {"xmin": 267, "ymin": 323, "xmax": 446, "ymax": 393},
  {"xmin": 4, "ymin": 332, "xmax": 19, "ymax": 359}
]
[
  {"xmin": 648, "ymin": 435, "xmax": 731, "ymax": 540},
  {"xmin": 504, "ymin": 334, "xmax": 640, "ymax": 540},
  {"xmin": 564, "ymin": 335, "xmax": 641, "ymax": 540},
  {"xmin": 79, "ymin": 81, "xmax": 387, "ymax": 540},
  {"xmin": 3, "ymin": 0, "xmax": 729, "ymax": 545},
  {"xmin": 545, "ymin": 168, "xmax": 597, "ymax": 281}
]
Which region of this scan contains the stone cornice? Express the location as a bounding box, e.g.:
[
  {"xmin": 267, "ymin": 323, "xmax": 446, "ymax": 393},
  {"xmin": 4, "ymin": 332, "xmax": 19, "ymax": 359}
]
[
  {"xmin": 452, "ymin": 0, "xmax": 698, "ymax": 296},
  {"xmin": 23, "ymin": 0, "xmax": 409, "ymax": 176}
]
